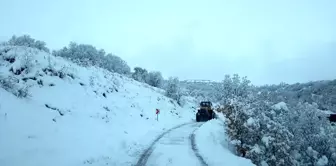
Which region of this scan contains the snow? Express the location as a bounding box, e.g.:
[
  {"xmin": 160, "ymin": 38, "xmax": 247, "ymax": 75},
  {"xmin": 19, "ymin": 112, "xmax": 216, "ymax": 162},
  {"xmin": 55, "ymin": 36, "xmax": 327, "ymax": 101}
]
[
  {"xmin": 260, "ymin": 161, "xmax": 269, "ymax": 166},
  {"xmin": 194, "ymin": 119, "xmax": 255, "ymax": 166},
  {"xmin": 272, "ymin": 102, "xmax": 289, "ymax": 111},
  {"xmin": 0, "ymin": 46, "xmax": 254, "ymax": 166},
  {"xmin": 250, "ymin": 144, "xmax": 262, "ymax": 154},
  {"xmin": 246, "ymin": 117, "xmax": 256, "ymax": 126},
  {"xmin": 261, "ymin": 136, "xmax": 274, "ymax": 148},
  {"xmin": 306, "ymin": 147, "xmax": 319, "ymax": 159},
  {"xmin": 144, "ymin": 123, "xmax": 203, "ymax": 166},
  {"xmin": 214, "ymin": 109, "xmax": 226, "ymax": 122},
  {"xmin": 319, "ymin": 109, "xmax": 334, "ymax": 115},
  {"xmin": 0, "ymin": 46, "xmax": 197, "ymax": 166},
  {"xmin": 317, "ymin": 156, "xmax": 328, "ymax": 166}
]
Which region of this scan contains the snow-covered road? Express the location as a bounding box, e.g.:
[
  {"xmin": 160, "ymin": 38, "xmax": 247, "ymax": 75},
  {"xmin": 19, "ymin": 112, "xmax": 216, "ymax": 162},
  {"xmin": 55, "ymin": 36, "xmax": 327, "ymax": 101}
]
[
  {"xmin": 135, "ymin": 122, "xmax": 207, "ymax": 166},
  {"xmin": 134, "ymin": 119, "xmax": 255, "ymax": 166}
]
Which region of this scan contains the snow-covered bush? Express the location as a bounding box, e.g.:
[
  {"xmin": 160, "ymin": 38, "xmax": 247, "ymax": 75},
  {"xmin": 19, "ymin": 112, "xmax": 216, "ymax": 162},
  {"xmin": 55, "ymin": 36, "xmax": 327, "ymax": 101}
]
[
  {"xmin": 217, "ymin": 75, "xmax": 299, "ymax": 165},
  {"xmin": 0, "ymin": 41, "xmax": 7, "ymax": 46},
  {"xmin": 131, "ymin": 67, "xmax": 163, "ymax": 88},
  {"xmin": 179, "ymin": 80, "xmax": 221, "ymax": 102},
  {"xmin": 100, "ymin": 53, "xmax": 130, "ymax": 75},
  {"xmin": 221, "ymin": 99, "xmax": 295, "ymax": 166},
  {"xmin": 182, "ymin": 73, "xmax": 335, "ymax": 165},
  {"xmin": 0, "ymin": 75, "xmax": 31, "ymax": 98},
  {"xmin": 174, "ymin": 74, "xmax": 252, "ymax": 103},
  {"xmin": 146, "ymin": 71, "xmax": 163, "ymax": 88},
  {"xmin": 218, "ymin": 74, "xmax": 252, "ymax": 104},
  {"xmin": 0, "ymin": 75, "xmax": 17, "ymax": 93},
  {"xmin": 7, "ymin": 35, "xmax": 50, "ymax": 53},
  {"xmin": 221, "ymin": 94, "xmax": 336, "ymax": 166},
  {"xmin": 286, "ymin": 102, "xmax": 336, "ymax": 166},
  {"xmin": 316, "ymin": 155, "xmax": 329, "ymax": 166},
  {"xmin": 132, "ymin": 67, "xmax": 148, "ymax": 83},
  {"xmin": 16, "ymin": 86, "xmax": 31, "ymax": 98},
  {"xmin": 165, "ymin": 77, "xmax": 182, "ymax": 105},
  {"xmin": 53, "ymin": 42, "xmax": 131, "ymax": 75},
  {"xmin": 222, "ymin": 101, "xmax": 250, "ymax": 151},
  {"xmin": 52, "ymin": 42, "xmax": 105, "ymax": 67},
  {"xmin": 20, "ymin": 49, "xmax": 35, "ymax": 74},
  {"xmin": 256, "ymin": 79, "xmax": 336, "ymax": 112}
]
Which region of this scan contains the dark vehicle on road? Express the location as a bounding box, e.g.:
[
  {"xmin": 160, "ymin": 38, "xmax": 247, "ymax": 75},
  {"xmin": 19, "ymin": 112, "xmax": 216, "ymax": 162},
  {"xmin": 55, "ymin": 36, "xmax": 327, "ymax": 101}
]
[
  {"xmin": 196, "ymin": 101, "xmax": 216, "ymax": 122},
  {"xmin": 329, "ymin": 114, "xmax": 336, "ymax": 122}
]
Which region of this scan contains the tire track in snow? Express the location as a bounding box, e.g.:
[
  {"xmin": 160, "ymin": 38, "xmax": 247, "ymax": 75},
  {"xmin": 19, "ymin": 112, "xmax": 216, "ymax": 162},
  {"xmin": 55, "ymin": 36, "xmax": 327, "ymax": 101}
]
[
  {"xmin": 190, "ymin": 125, "xmax": 209, "ymax": 166},
  {"xmin": 135, "ymin": 122, "xmax": 207, "ymax": 166},
  {"xmin": 135, "ymin": 122, "xmax": 193, "ymax": 166}
]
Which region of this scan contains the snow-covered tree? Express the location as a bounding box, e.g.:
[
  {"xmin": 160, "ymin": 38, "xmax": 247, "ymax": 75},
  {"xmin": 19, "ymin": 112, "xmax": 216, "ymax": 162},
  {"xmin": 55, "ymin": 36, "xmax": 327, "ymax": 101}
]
[
  {"xmin": 53, "ymin": 42, "xmax": 131, "ymax": 75},
  {"xmin": 132, "ymin": 67, "xmax": 148, "ymax": 83},
  {"xmin": 147, "ymin": 71, "xmax": 163, "ymax": 88},
  {"xmin": 255, "ymin": 79, "xmax": 336, "ymax": 112},
  {"xmin": 183, "ymin": 74, "xmax": 336, "ymax": 165},
  {"xmin": 222, "ymin": 75, "xmax": 233, "ymax": 101},
  {"xmin": 285, "ymin": 102, "xmax": 336, "ymax": 166},
  {"xmin": 53, "ymin": 42, "xmax": 102, "ymax": 67},
  {"xmin": 165, "ymin": 77, "xmax": 182, "ymax": 105},
  {"xmin": 102, "ymin": 53, "xmax": 131, "ymax": 75},
  {"xmin": 7, "ymin": 35, "xmax": 50, "ymax": 53},
  {"xmin": 219, "ymin": 74, "xmax": 252, "ymax": 104},
  {"xmin": 221, "ymin": 99, "xmax": 295, "ymax": 166},
  {"xmin": 0, "ymin": 74, "xmax": 17, "ymax": 93},
  {"xmin": 256, "ymin": 115, "xmax": 294, "ymax": 166}
]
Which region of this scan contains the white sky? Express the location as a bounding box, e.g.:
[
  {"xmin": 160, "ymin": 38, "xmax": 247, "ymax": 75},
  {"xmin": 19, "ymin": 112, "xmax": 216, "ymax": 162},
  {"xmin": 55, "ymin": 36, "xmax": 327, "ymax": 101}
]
[{"xmin": 1, "ymin": 0, "xmax": 336, "ymax": 85}]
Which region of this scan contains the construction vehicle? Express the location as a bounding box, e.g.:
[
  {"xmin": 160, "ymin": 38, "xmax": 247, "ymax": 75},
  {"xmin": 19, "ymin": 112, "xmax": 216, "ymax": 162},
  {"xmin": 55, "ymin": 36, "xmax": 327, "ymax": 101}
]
[
  {"xmin": 196, "ymin": 101, "xmax": 216, "ymax": 122},
  {"xmin": 329, "ymin": 114, "xmax": 336, "ymax": 123}
]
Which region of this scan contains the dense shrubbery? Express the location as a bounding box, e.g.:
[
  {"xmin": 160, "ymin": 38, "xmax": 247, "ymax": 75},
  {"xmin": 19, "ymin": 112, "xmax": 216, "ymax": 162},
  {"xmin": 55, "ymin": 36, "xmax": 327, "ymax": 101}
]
[
  {"xmin": 132, "ymin": 67, "xmax": 148, "ymax": 83},
  {"xmin": 147, "ymin": 71, "xmax": 164, "ymax": 88},
  {"xmin": 179, "ymin": 81, "xmax": 220, "ymax": 102},
  {"xmin": 215, "ymin": 74, "xmax": 336, "ymax": 166},
  {"xmin": 0, "ymin": 74, "xmax": 31, "ymax": 98},
  {"xmin": 4, "ymin": 35, "xmax": 50, "ymax": 53},
  {"xmin": 179, "ymin": 74, "xmax": 252, "ymax": 103},
  {"xmin": 52, "ymin": 43, "xmax": 165, "ymax": 88},
  {"xmin": 165, "ymin": 77, "xmax": 183, "ymax": 105},
  {"xmin": 256, "ymin": 80, "xmax": 336, "ymax": 112},
  {"xmin": 217, "ymin": 74, "xmax": 252, "ymax": 103},
  {"xmin": 52, "ymin": 42, "xmax": 131, "ymax": 75},
  {"xmin": 131, "ymin": 67, "xmax": 163, "ymax": 88}
]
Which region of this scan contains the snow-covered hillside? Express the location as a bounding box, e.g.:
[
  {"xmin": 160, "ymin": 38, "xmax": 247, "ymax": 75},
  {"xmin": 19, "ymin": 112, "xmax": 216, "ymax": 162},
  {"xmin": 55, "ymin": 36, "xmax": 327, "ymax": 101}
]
[
  {"xmin": 0, "ymin": 45, "xmax": 254, "ymax": 166},
  {"xmin": 0, "ymin": 46, "xmax": 199, "ymax": 166}
]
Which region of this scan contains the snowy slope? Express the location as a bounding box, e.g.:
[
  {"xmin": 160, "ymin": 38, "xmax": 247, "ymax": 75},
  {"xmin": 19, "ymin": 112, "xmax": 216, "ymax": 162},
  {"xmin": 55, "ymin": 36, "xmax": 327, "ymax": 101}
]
[
  {"xmin": 0, "ymin": 46, "xmax": 197, "ymax": 166},
  {"xmin": 0, "ymin": 46, "xmax": 254, "ymax": 166}
]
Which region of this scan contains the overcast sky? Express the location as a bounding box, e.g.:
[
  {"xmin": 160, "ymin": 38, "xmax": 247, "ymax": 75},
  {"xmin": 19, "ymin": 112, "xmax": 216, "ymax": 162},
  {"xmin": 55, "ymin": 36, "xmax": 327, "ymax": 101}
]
[{"xmin": 1, "ymin": 0, "xmax": 336, "ymax": 85}]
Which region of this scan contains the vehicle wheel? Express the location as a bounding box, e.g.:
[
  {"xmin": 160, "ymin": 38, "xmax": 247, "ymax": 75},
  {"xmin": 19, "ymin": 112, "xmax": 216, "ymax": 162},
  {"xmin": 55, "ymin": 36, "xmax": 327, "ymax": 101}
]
[{"xmin": 196, "ymin": 115, "xmax": 200, "ymax": 122}]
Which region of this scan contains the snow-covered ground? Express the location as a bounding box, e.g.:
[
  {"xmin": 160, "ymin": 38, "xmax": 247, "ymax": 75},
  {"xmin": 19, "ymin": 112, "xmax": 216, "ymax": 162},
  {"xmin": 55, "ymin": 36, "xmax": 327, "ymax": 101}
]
[
  {"xmin": 137, "ymin": 122, "xmax": 203, "ymax": 166},
  {"xmin": 195, "ymin": 119, "xmax": 255, "ymax": 166},
  {"xmin": 0, "ymin": 46, "xmax": 253, "ymax": 166}
]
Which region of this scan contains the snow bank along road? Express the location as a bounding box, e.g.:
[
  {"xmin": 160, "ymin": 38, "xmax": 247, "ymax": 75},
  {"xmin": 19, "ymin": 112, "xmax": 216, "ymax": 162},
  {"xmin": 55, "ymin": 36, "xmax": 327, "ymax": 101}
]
[{"xmin": 135, "ymin": 122, "xmax": 208, "ymax": 166}]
